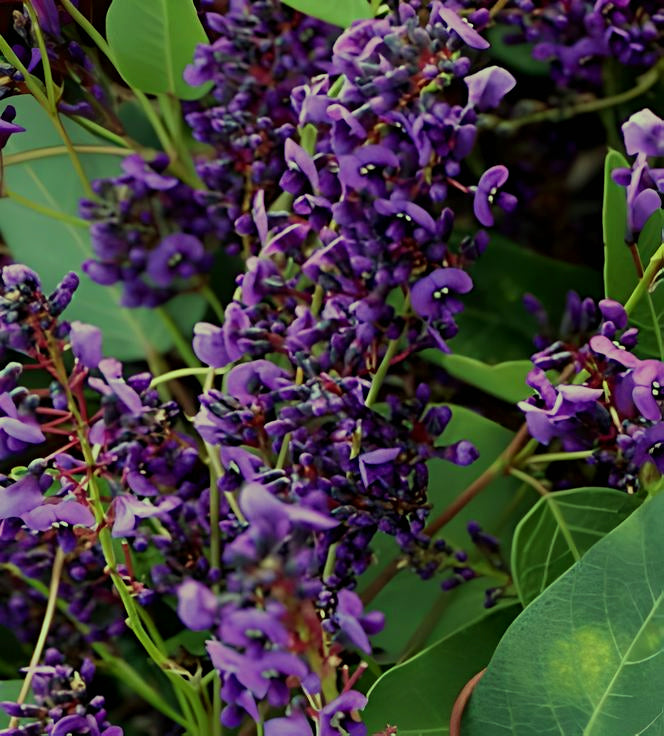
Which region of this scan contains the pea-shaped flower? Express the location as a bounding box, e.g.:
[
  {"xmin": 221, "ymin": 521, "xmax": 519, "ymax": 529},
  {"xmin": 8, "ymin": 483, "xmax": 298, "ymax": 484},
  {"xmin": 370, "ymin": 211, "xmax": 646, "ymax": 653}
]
[{"xmin": 410, "ymin": 268, "xmax": 473, "ymax": 320}]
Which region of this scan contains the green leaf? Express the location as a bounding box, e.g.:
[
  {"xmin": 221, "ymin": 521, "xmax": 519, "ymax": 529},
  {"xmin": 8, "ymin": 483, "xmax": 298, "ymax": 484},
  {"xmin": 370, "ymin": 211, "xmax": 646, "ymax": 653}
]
[
  {"xmin": 637, "ymin": 208, "xmax": 664, "ymax": 265},
  {"xmin": 363, "ymin": 607, "xmax": 519, "ymax": 736},
  {"xmin": 420, "ymin": 352, "xmax": 531, "ymax": 403},
  {"xmin": 602, "ymin": 148, "xmax": 636, "ymax": 304},
  {"xmin": 455, "ymin": 235, "xmax": 602, "ymax": 362},
  {"xmin": 464, "ymin": 492, "xmax": 664, "ymax": 736},
  {"xmin": 106, "ymin": 0, "xmax": 212, "ymax": 100},
  {"xmin": 511, "ymin": 487, "xmax": 640, "ymax": 607},
  {"xmin": 280, "ymin": 0, "xmax": 371, "ymax": 27},
  {"xmin": 0, "ymin": 95, "xmax": 205, "ymax": 361},
  {"xmin": 362, "ymin": 407, "xmax": 527, "ymax": 659},
  {"xmin": 0, "ymin": 681, "xmax": 25, "ymax": 728},
  {"xmin": 486, "ymin": 26, "xmax": 549, "ymax": 76}
]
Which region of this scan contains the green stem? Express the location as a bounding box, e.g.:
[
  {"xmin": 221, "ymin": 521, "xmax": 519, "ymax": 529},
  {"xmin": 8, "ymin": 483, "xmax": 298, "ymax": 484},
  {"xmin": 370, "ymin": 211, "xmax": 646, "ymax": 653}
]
[
  {"xmin": 205, "ymin": 369, "xmax": 222, "ymax": 585},
  {"xmin": 3, "ymin": 145, "xmax": 133, "ymax": 166},
  {"xmin": 624, "ymin": 243, "xmax": 664, "ymax": 315},
  {"xmin": 646, "ymin": 291, "xmax": 664, "ymax": 360},
  {"xmin": 365, "ymin": 337, "xmax": 400, "ymax": 408},
  {"xmin": 156, "ymin": 308, "xmax": 201, "ymax": 370},
  {"xmin": 201, "ymin": 284, "xmax": 226, "ymax": 323},
  {"xmin": 49, "ymin": 113, "xmax": 94, "ymax": 196},
  {"xmin": 496, "ymin": 60, "xmax": 664, "ymax": 133},
  {"xmin": 3, "ymin": 186, "xmax": 91, "ymax": 227},
  {"xmin": 526, "ymin": 449, "xmax": 596, "ymax": 465},
  {"xmin": 8, "ymin": 547, "xmax": 65, "ymax": 729},
  {"xmin": 212, "ymin": 672, "xmax": 223, "ymax": 736},
  {"xmin": 25, "ymin": 3, "xmax": 56, "ymax": 108},
  {"xmin": 70, "ymin": 116, "xmax": 134, "ymax": 148},
  {"xmin": 150, "ymin": 365, "xmax": 230, "ymax": 388},
  {"xmin": 509, "ymin": 468, "xmax": 581, "ymax": 561}
]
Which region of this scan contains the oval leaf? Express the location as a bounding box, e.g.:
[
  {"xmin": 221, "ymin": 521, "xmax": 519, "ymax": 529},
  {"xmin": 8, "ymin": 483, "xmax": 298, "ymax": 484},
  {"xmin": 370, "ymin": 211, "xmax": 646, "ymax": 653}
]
[
  {"xmin": 280, "ymin": 0, "xmax": 371, "ymax": 27},
  {"xmin": 0, "ymin": 96, "xmax": 205, "ymax": 361},
  {"xmin": 464, "ymin": 492, "xmax": 664, "ymax": 736},
  {"xmin": 421, "ymin": 352, "xmax": 531, "ymax": 403},
  {"xmin": 511, "ymin": 487, "xmax": 640, "ymax": 606},
  {"xmin": 603, "ymin": 148, "xmax": 636, "ymax": 303},
  {"xmin": 363, "ymin": 607, "xmax": 519, "ymax": 735},
  {"xmin": 106, "ymin": 0, "xmax": 212, "ymax": 100}
]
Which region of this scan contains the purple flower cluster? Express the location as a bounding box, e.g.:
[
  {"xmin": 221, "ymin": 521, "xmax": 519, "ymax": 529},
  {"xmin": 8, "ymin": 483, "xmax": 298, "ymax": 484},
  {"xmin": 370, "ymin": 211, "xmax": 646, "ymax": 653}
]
[
  {"xmin": 0, "ymin": 649, "xmax": 122, "ymax": 736},
  {"xmin": 79, "ymin": 155, "xmax": 223, "ymax": 307},
  {"xmin": 520, "ymin": 292, "xmax": 664, "ymax": 493},
  {"xmin": 484, "ymin": 0, "xmax": 664, "ymax": 86}
]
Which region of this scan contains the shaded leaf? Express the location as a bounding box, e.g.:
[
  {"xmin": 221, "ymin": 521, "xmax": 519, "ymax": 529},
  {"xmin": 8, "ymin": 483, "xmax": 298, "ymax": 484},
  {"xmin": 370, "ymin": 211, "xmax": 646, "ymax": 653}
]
[
  {"xmin": 363, "ymin": 607, "xmax": 518, "ymax": 736},
  {"xmin": 0, "ymin": 96, "xmax": 205, "ymax": 361},
  {"xmin": 280, "ymin": 0, "xmax": 371, "ymax": 27},
  {"xmin": 455, "ymin": 235, "xmax": 602, "ymax": 362},
  {"xmin": 637, "ymin": 208, "xmax": 664, "ymax": 265},
  {"xmin": 106, "ymin": 0, "xmax": 212, "ymax": 100},
  {"xmin": 511, "ymin": 487, "xmax": 640, "ymax": 606},
  {"xmin": 0, "ymin": 681, "xmax": 24, "ymax": 728},
  {"xmin": 602, "ymin": 148, "xmax": 635, "ymax": 303},
  {"xmin": 421, "ymin": 352, "xmax": 531, "ymax": 403},
  {"xmin": 464, "ymin": 492, "xmax": 664, "ymax": 736},
  {"xmin": 486, "ymin": 26, "xmax": 549, "ymax": 76}
]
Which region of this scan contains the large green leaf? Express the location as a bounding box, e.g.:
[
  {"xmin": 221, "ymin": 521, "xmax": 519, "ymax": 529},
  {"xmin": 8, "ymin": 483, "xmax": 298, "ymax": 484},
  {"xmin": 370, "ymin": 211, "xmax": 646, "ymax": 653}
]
[
  {"xmin": 106, "ymin": 0, "xmax": 212, "ymax": 100},
  {"xmin": 637, "ymin": 208, "xmax": 664, "ymax": 265},
  {"xmin": 0, "ymin": 681, "xmax": 24, "ymax": 728},
  {"xmin": 362, "ymin": 407, "xmax": 527, "ymax": 659},
  {"xmin": 455, "ymin": 235, "xmax": 602, "ymax": 362},
  {"xmin": 0, "ymin": 96, "xmax": 205, "ymax": 361},
  {"xmin": 421, "ymin": 352, "xmax": 531, "ymax": 403},
  {"xmin": 602, "ymin": 149, "xmax": 635, "ymax": 303},
  {"xmin": 280, "ymin": 0, "xmax": 371, "ymax": 27},
  {"xmin": 511, "ymin": 487, "xmax": 640, "ymax": 607},
  {"xmin": 363, "ymin": 607, "xmax": 518, "ymax": 736},
  {"xmin": 464, "ymin": 492, "xmax": 664, "ymax": 736}
]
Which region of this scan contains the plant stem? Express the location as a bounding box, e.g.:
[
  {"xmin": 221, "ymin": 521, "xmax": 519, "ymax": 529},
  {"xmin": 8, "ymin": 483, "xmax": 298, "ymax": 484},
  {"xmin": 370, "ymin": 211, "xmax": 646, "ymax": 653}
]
[
  {"xmin": 624, "ymin": 243, "xmax": 664, "ymax": 315},
  {"xmin": 3, "ymin": 187, "xmax": 91, "ymax": 226},
  {"xmin": 201, "ymin": 284, "xmax": 226, "ymax": 323},
  {"xmin": 49, "ymin": 113, "xmax": 94, "ymax": 196},
  {"xmin": 0, "ymin": 33, "xmax": 48, "ymax": 106},
  {"xmin": 150, "ymin": 365, "xmax": 230, "ymax": 388},
  {"xmin": 526, "ymin": 449, "xmax": 596, "ymax": 465},
  {"xmin": 25, "ymin": 3, "xmax": 56, "ymax": 108},
  {"xmin": 365, "ymin": 337, "xmax": 400, "ymax": 408},
  {"xmin": 496, "ymin": 60, "xmax": 664, "ymax": 133},
  {"xmin": 4, "ymin": 145, "xmax": 132, "ymax": 166},
  {"xmin": 70, "ymin": 116, "xmax": 134, "ymax": 148},
  {"xmin": 156, "ymin": 308, "xmax": 201, "ymax": 370},
  {"xmin": 8, "ymin": 547, "xmax": 65, "ymax": 729}
]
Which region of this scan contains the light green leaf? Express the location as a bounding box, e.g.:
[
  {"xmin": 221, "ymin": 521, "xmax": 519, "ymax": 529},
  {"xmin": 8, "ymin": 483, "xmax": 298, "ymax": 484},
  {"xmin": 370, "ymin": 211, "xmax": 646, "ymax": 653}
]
[
  {"xmin": 0, "ymin": 95, "xmax": 205, "ymax": 361},
  {"xmin": 421, "ymin": 352, "xmax": 531, "ymax": 403},
  {"xmin": 280, "ymin": 0, "xmax": 371, "ymax": 27},
  {"xmin": 106, "ymin": 0, "xmax": 212, "ymax": 100},
  {"xmin": 0, "ymin": 681, "xmax": 25, "ymax": 728},
  {"xmin": 602, "ymin": 148, "xmax": 636, "ymax": 303},
  {"xmin": 511, "ymin": 487, "xmax": 640, "ymax": 606},
  {"xmin": 455, "ymin": 235, "xmax": 602, "ymax": 362},
  {"xmin": 362, "ymin": 407, "xmax": 527, "ymax": 659},
  {"xmin": 363, "ymin": 607, "xmax": 518, "ymax": 736},
  {"xmin": 464, "ymin": 492, "xmax": 664, "ymax": 736}
]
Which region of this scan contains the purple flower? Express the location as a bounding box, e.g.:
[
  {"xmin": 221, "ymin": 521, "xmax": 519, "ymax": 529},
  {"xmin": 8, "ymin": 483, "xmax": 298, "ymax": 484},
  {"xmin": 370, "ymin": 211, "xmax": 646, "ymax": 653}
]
[
  {"xmin": 0, "ymin": 392, "xmax": 45, "ymax": 460},
  {"xmin": 226, "ymin": 360, "xmax": 291, "ymax": 403},
  {"xmin": 264, "ymin": 711, "xmax": 313, "ymax": 736},
  {"xmin": 410, "ymin": 268, "xmax": 473, "ymax": 320},
  {"xmin": 0, "ymin": 474, "xmax": 43, "ymax": 520},
  {"xmin": 434, "ymin": 7, "xmax": 489, "ymax": 49},
  {"xmin": 177, "ymin": 579, "xmax": 218, "ymax": 631},
  {"xmin": 629, "ymin": 360, "xmax": 664, "ymax": 421},
  {"xmin": 465, "ymin": 66, "xmax": 516, "ymax": 111},
  {"xmin": 633, "ymin": 423, "xmax": 664, "ymax": 473},
  {"xmin": 318, "ymin": 690, "xmax": 367, "ymax": 736},
  {"xmin": 280, "ymin": 139, "xmax": 319, "ymax": 195},
  {"xmin": 110, "ymin": 495, "xmax": 181, "ymax": 537},
  {"xmin": 193, "ymin": 303, "xmax": 250, "ymax": 368},
  {"xmin": 329, "ymin": 590, "xmax": 384, "ymax": 654},
  {"xmin": 32, "ymin": 0, "xmax": 61, "ymax": 37},
  {"xmin": 70, "ymin": 321, "xmax": 103, "ymax": 369},
  {"xmin": 358, "ymin": 447, "xmax": 401, "ymax": 489},
  {"xmin": 622, "ymin": 109, "xmax": 664, "ymax": 157},
  {"xmin": 146, "ymin": 233, "xmax": 206, "ymax": 287},
  {"xmin": 0, "ymin": 106, "xmax": 25, "ymax": 149},
  {"xmin": 21, "ymin": 499, "xmax": 95, "ymax": 531},
  {"xmin": 473, "ymin": 165, "xmax": 517, "ymax": 226}
]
